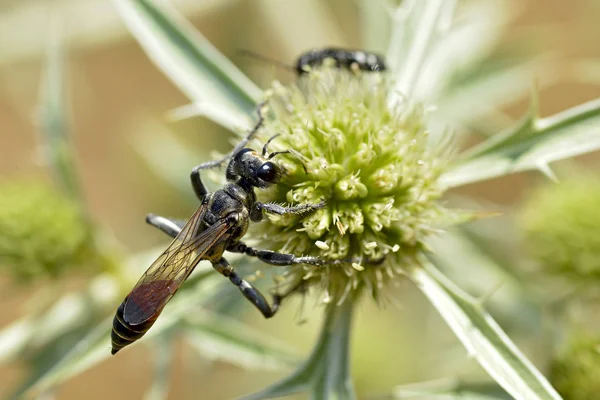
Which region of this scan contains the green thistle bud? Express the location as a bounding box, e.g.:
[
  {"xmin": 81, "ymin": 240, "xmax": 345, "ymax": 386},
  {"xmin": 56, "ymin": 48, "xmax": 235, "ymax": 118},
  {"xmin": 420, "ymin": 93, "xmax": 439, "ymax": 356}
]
[
  {"xmin": 518, "ymin": 171, "xmax": 600, "ymax": 282},
  {"xmin": 550, "ymin": 336, "xmax": 600, "ymax": 399},
  {"xmin": 252, "ymin": 68, "xmax": 451, "ymax": 303},
  {"xmin": 0, "ymin": 179, "xmax": 93, "ymax": 282}
]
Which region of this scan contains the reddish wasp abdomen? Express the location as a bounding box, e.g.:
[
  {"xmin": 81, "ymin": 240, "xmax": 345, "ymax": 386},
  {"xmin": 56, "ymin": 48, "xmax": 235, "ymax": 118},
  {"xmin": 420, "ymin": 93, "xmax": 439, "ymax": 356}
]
[
  {"xmin": 111, "ymin": 298, "xmax": 159, "ymax": 355},
  {"xmin": 111, "ymin": 280, "xmax": 173, "ymax": 354}
]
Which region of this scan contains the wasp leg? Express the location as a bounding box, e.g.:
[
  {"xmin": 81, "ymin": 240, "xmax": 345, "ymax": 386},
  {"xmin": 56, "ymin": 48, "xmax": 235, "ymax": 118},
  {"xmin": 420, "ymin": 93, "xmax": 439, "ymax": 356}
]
[
  {"xmin": 228, "ymin": 242, "xmax": 339, "ymax": 266},
  {"xmin": 189, "ymin": 103, "xmax": 267, "ymax": 195},
  {"xmin": 190, "ymin": 167, "xmax": 210, "ymax": 200},
  {"xmin": 213, "ymin": 257, "xmax": 282, "ymax": 318},
  {"xmin": 145, "ymin": 214, "xmax": 185, "ymax": 239},
  {"xmin": 251, "ymin": 200, "xmax": 326, "ymax": 221},
  {"xmin": 229, "ymin": 242, "xmax": 386, "ymax": 267}
]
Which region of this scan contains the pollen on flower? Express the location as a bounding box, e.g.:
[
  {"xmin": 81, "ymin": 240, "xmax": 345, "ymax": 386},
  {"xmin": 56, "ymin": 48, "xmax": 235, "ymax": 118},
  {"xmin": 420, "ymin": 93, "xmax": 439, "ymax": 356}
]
[
  {"xmin": 315, "ymin": 240, "xmax": 329, "ymax": 250},
  {"xmin": 252, "ymin": 67, "xmax": 452, "ymax": 303}
]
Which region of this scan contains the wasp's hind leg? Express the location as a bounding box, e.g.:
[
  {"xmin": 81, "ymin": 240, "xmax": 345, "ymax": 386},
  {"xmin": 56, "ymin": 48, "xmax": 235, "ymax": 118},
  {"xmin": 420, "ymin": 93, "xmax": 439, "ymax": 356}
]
[
  {"xmin": 212, "ymin": 257, "xmax": 284, "ymax": 318},
  {"xmin": 145, "ymin": 214, "xmax": 186, "ymax": 239}
]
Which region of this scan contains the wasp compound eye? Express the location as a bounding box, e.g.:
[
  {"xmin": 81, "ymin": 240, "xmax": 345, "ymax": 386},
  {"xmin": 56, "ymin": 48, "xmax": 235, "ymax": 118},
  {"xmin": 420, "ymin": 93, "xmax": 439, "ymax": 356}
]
[{"xmin": 257, "ymin": 161, "xmax": 281, "ymax": 183}]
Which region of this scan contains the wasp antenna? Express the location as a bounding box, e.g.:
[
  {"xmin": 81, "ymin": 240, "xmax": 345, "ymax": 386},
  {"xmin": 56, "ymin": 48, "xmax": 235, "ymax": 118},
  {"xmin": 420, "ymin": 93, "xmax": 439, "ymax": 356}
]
[
  {"xmin": 262, "ymin": 134, "xmax": 282, "ymax": 156},
  {"xmin": 268, "ymin": 148, "xmax": 308, "ymax": 174},
  {"xmin": 237, "ymin": 49, "xmax": 295, "ymax": 72}
]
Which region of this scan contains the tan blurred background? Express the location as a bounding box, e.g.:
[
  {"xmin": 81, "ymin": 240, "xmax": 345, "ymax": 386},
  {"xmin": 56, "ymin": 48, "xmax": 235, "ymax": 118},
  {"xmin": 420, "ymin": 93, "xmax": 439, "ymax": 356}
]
[{"xmin": 1, "ymin": 0, "xmax": 600, "ymax": 399}]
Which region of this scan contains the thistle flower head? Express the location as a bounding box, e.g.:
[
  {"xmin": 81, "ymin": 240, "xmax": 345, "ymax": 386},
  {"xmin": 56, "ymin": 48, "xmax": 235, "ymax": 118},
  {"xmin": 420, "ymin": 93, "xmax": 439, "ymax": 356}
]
[
  {"xmin": 252, "ymin": 67, "xmax": 451, "ymax": 303},
  {"xmin": 0, "ymin": 179, "xmax": 93, "ymax": 282},
  {"xmin": 551, "ymin": 336, "xmax": 600, "ymax": 399},
  {"xmin": 519, "ymin": 171, "xmax": 600, "ymax": 282}
]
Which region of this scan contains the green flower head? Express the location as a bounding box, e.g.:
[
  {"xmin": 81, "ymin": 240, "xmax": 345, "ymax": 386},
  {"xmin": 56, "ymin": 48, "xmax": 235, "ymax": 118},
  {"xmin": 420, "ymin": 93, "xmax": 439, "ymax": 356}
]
[
  {"xmin": 0, "ymin": 179, "xmax": 93, "ymax": 282},
  {"xmin": 519, "ymin": 170, "xmax": 600, "ymax": 282},
  {"xmin": 551, "ymin": 336, "xmax": 600, "ymax": 399},
  {"xmin": 251, "ymin": 67, "xmax": 452, "ymax": 303}
]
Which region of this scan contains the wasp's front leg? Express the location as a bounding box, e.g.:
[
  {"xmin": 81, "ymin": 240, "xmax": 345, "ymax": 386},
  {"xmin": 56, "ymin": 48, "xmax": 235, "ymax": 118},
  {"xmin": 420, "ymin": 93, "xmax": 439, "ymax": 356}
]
[{"xmin": 251, "ymin": 200, "xmax": 326, "ymax": 221}]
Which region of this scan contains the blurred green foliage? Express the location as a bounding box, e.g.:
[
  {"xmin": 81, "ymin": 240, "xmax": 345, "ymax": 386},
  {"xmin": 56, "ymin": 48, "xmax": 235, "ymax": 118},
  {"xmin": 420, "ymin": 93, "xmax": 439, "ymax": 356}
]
[
  {"xmin": 551, "ymin": 336, "xmax": 600, "ymax": 400},
  {"xmin": 0, "ymin": 179, "xmax": 94, "ymax": 282},
  {"xmin": 519, "ymin": 170, "xmax": 600, "ymax": 283}
]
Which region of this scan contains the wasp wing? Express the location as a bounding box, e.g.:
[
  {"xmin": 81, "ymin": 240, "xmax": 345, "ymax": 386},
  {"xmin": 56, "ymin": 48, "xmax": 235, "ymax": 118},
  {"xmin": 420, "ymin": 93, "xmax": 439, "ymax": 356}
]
[{"xmin": 123, "ymin": 204, "xmax": 232, "ymax": 326}]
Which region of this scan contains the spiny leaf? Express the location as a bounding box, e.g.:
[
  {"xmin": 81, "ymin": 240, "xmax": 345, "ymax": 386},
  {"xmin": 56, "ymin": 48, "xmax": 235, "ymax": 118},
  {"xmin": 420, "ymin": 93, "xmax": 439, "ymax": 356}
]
[
  {"xmin": 0, "ymin": 274, "xmax": 120, "ymax": 365},
  {"xmin": 433, "ymin": 56, "xmax": 554, "ymax": 134},
  {"xmin": 37, "ymin": 17, "xmax": 82, "ymax": 201},
  {"xmin": 442, "ymin": 96, "xmax": 600, "ymax": 188},
  {"xmin": 412, "ymin": 0, "xmax": 514, "ymax": 102},
  {"xmin": 427, "ymin": 227, "xmax": 543, "ymax": 335},
  {"xmin": 143, "ymin": 336, "xmax": 173, "ymax": 400},
  {"xmin": 406, "ymin": 260, "xmax": 562, "ymax": 400},
  {"xmin": 387, "ymin": 0, "xmax": 456, "ymax": 97},
  {"xmin": 113, "ymin": 0, "xmax": 261, "ymax": 131},
  {"xmin": 394, "ymin": 377, "xmax": 512, "ymax": 399},
  {"xmin": 130, "ymin": 118, "xmax": 205, "ymax": 200},
  {"xmin": 20, "ymin": 268, "xmax": 217, "ymax": 398},
  {"xmin": 183, "ymin": 312, "xmax": 300, "ymax": 370},
  {"xmin": 243, "ymin": 300, "xmax": 355, "ymax": 400}
]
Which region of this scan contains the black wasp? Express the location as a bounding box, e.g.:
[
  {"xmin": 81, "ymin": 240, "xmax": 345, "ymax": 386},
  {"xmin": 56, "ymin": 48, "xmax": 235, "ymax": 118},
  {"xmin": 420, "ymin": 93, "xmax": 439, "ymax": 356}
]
[
  {"xmin": 240, "ymin": 47, "xmax": 386, "ymax": 75},
  {"xmin": 111, "ymin": 105, "xmax": 349, "ymax": 355}
]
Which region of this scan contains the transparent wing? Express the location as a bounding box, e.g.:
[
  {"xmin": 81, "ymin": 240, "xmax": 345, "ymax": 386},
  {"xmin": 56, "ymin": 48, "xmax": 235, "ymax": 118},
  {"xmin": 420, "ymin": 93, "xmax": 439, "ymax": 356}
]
[{"xmin": 123, "ymin": 203, "xmax": 232, "ymax": 325}]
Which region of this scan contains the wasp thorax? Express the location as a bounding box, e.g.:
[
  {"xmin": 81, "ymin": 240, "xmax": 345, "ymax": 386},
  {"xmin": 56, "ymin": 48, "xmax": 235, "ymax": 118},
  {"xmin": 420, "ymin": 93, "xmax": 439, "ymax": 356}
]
[{"xmin": 253, "ymin": 67, "xmax": 453, "ymax": 304}]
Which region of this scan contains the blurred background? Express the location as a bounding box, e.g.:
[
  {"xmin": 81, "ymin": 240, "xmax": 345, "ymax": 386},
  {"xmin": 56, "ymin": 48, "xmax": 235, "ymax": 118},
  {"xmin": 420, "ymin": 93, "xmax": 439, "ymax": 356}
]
[{"xmin": 1, "ymin": 0, "xmax": 600, "ymax": 399}]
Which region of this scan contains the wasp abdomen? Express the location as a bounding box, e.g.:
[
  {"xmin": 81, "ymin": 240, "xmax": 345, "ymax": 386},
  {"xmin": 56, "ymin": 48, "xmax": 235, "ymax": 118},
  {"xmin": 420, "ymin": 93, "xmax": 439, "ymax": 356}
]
[{"xmin": 111, "ymin": 298, "xmax": 158, "ymax": 355}]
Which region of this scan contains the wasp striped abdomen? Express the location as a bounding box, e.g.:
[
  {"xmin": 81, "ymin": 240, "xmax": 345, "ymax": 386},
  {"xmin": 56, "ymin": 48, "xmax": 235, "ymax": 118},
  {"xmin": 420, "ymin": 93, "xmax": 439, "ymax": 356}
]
[{"xmin": 111, "ymin": 297, "xmax": 159, "ymax": 354}]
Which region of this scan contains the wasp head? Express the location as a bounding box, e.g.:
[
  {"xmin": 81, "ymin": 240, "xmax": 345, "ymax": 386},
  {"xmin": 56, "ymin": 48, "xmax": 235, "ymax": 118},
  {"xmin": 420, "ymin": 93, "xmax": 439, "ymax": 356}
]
[{"xmin": 228, "ymin": 148, "xmax": 282, "ymax": 188}]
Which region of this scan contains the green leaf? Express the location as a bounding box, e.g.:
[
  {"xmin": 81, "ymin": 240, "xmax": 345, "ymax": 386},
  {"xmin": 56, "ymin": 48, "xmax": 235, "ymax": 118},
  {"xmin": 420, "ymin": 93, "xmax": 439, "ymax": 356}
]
[
  {"xmin": 387, "ymin": 0, "xmax": 456, "ymax": 97},
  {"xmin": 0, "ymin": 249, "xmax": 163, "ymax": 388},
  {"xmin": 37, "ymin": 17, "xmax": 82, "ymax": 201},
  {"xmin": 427, "ymin": 228, "xmax": 526, "ymax": 309},
  {"xmin": 0, "ymin": 0, "xmax": 241, "ymax": 65},
  {"xmin": 0, "ymin": 274, "xmax": 120, "ymax": 365},
  {"xmin": 428, "ymin": 227, "xmax": 549, "ymax": 352},
  {"xmin": 113, "ymin": 0, "xmax": 261, "ymax": 131},
  {"xmin": 406, "ymin": 260, "xmax": 562, "ymax": 400},
  {"xmin": 131, "ymin": 118, "xmax": 206, "ymax": 200},
  {"xmin": 18, "ymin": 316, "xmax": 114, "ymax": 399},
  {"xmin": 183, "ymin": 312, "xmax": 299, "ymax": 370},
  {"xmin": 20, "ymin": 267, "xmax": 217, "ymax": 398},
  {"xmin": 442, "ymin": 97, "xmax": 600, "ymax": 188},
  {"xmin": 243, "ymin": 300, "xmax": 355, "ymax": 400},
  {"xmin": 394, "ymin": 378, "xmax": 511, "ymax": 399},
  {"xmin": 433, "ymin": 56, "xmax": 554, "ymax": 134},
  {"xmin": 411, "ymin": 0, "xmax": 514, "ymax": 102},
  {"xmin": 143, "ymin": 336, "xmax": 173, "ymax": 400}
]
